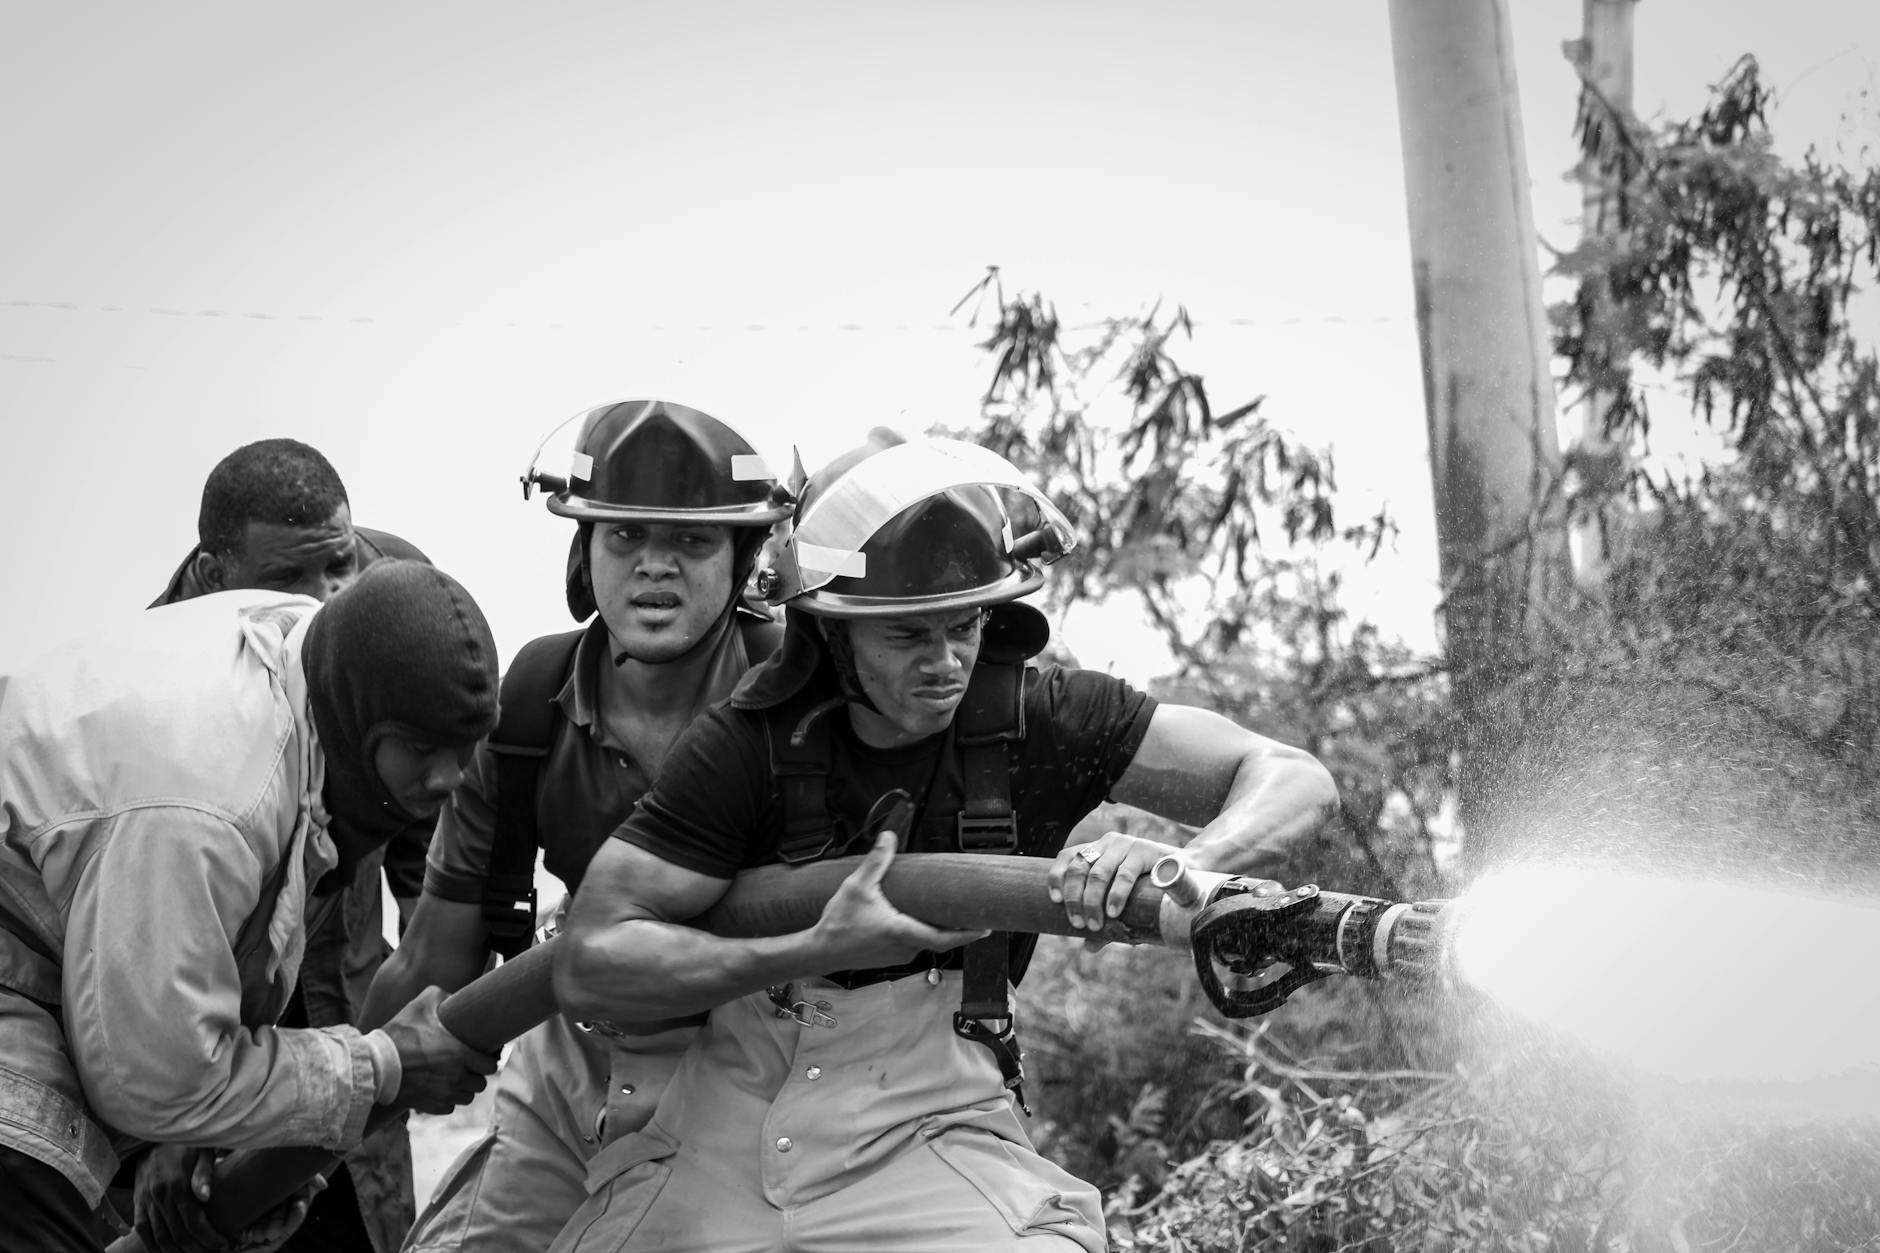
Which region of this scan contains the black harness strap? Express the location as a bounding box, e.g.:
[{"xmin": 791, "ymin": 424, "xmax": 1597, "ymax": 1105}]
[
  {"xmin": 952, "ymin": 659, "xmax": 1022, "ymax": 1013},
  {"xmin": 953, "ymin": 659, "xmax": 1023, "ymax": 854},
  {"xmin": 949, "ymin": 660, "xmax": 1029, "ymax": 1113},
  {"xmin": 483, "ymin": 630, "xmax": 584, "ymax": 959},
  {"xmin": 773, "ymin": 693, "xmax": 841, "ymax": 864}
]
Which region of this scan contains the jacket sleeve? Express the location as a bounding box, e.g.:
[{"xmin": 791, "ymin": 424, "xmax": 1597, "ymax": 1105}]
[{"xmin": 58, "ymin": 805, "xmax": 381, "ymax": 1150}]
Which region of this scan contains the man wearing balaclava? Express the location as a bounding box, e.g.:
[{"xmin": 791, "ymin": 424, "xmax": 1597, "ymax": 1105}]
[{"xmin": 0, "ymin": 561, "xmax": 504, "ymax": 1253}]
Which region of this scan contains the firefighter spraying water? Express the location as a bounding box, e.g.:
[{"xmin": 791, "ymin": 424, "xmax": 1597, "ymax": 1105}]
[{"xmin": 107, "ymin": 434, "xmax": 1452, "ymax": 1252}]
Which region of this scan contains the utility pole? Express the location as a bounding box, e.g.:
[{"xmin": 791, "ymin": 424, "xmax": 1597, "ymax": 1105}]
[
  {"xmin": 1563, "ymin": 0, "xmax": 1640, "ymax": 587},
  {"xmin": 1387, "ymin": 0, "xmax": 1568, "ymax": 878}
]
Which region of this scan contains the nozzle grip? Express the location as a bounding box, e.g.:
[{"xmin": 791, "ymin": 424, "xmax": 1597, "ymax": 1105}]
[
  {"xmin": 1194, "ymin": 945, "xmax": 1330, "ymax": 1017},
  {"xmin": 1188, "ymin": 885, "xmax": 1331, "ymax": 1017}
]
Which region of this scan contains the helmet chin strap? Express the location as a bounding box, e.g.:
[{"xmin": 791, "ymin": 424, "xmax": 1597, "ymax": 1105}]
[{"xmin": 814, "ymin": 617, "xmax": 882, "ymax": 715}]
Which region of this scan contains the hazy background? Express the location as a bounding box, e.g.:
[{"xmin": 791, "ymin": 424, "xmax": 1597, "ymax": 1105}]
[{"xmin": 3, "ymin": 1, "xmax": 1874, "ymax": 673}]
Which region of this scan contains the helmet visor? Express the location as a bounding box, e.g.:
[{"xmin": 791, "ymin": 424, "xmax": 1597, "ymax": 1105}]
[{"xmin": 784, "ymin": 438, "xmax": 1074, "ymax": 610}]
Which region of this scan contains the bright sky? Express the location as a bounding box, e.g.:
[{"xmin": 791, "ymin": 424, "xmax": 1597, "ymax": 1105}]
[{"xmin": 2, "ymin": 2, "xmax": 1874, "ymax": 675}]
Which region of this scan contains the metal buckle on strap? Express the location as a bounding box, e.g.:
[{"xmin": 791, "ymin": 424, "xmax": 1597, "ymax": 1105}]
[
  {"xmin": 767, "ymin": 983, "xmax": 837, "ymax": 1028},
  {"xmin": 953, "ymin": 1012, "xmax": 1031, "ymax": 1116},
  {"xmin": 483, "ymin": 881, "xmax": 540, "ymax": 949},
  {"xmin": 956, "ymin": 812, "xmax": 1018, "ymax": 852}
]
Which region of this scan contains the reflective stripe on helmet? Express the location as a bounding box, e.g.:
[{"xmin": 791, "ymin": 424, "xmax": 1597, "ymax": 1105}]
[
  {"xmin": 794, "ymin": 542, "xmax": 868, "ymax": 580},
  {"xmin": 538, "ymin": 399, "xmax": 792, "ymax": 526},
  {"xmin": 730, "ymin": 453, "xmax": 774, "ymax": 482}
]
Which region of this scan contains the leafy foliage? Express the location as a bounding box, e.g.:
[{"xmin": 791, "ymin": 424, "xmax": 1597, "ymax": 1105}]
[
  {"xmin": 944, "ymin": 267, "xmax": 1386, "ymax": 669},
  {"xmin": 968, "ymin": 49, "xmax": 1880, "ymax": 1253},
  {"xmin": 946, "ymin": 268, "xmax": 1452, "ymax": 902},
  {"xmin": 1108, "ymin": 1026, "xmax": 1624, "ymax": 1253},
  {"xmin": 1529, "ymin": 53, "xmax": 1880, "ymax": 877},
  {"xmin": 1555, "ymin": 56, "xmax": 1880, "ymax": 618}
]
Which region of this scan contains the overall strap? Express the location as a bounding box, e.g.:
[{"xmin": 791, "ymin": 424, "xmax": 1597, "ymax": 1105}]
[
  {"xmin": 953, "ymin": 660, "xmax": 1024, "ymax": 853},
  {"xmin": 482, "ymin": 629, "xmax": 583, "ymax": 958},
  {"xmin": 950, "ymin": 662, "xmax": 1030, "ymax": 1113}
]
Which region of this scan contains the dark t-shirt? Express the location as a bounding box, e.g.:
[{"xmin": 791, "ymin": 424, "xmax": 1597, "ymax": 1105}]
[
  {"xmin": 424, "ymin": 615, "xmax": 764, "ymax": 903},
  {"xmin": 615, "ymin": 664, "xmax": 1157, "ymax": 981}
]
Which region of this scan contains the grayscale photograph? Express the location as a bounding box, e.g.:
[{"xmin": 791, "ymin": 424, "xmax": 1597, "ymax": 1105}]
[{"xmin": 2, "ymin": 3, "xmax": 1877, "ymax": 1250}]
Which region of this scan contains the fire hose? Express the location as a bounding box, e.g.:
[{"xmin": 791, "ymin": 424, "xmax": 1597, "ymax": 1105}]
[{"xmin": 107, "ymin": 853, "xmax": 1451, "ymax": 1251}]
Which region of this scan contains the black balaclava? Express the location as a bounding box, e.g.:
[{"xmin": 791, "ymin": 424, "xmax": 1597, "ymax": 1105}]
[
  {"xmin": 817, "ymin": 616, "xmax": 881, "ymax": 714},
  {"xmin": 303, "ymin": 559, "xmax": 500, "ymax": 874}
]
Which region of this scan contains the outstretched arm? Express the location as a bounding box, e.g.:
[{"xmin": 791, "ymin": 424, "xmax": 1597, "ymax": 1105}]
[{"xmin": 1052, "ymin": 703, "xmax": 1338, "ymax": 931}]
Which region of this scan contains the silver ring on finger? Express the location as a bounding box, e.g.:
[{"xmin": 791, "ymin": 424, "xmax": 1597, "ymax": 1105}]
[{"xmin": 1076, "ymin": 844, "xmax": 1102, "ymax": 866}]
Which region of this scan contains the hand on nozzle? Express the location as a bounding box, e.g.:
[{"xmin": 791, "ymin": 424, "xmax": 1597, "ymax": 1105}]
[
  {"xmin": 380, "ymin": 985, "xmax": 499, "ymax": 1115},
  {"xmin": 814, "ymin": 832, "xmax": 989, "ymax": 970}
]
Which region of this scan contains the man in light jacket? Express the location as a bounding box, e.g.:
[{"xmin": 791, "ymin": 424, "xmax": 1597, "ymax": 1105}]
[
  {"xmin": 0, "ymin": 560, "xmax": 504, "ymax": 1252},
  {"xmin": 148, "ymin": 435, "xmax": 435, "ymax": 1253}
]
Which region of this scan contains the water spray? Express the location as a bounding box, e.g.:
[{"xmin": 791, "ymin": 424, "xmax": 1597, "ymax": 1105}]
[{"xmin": 1452, "ymin": 861, "xmax": 1880, "ymax": 1089}]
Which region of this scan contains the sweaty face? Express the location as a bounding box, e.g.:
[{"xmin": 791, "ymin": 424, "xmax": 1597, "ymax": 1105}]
[
  {"xmin": 589, "ymin": 522, "xmax": 735, "ymax": 663},
  {"xmin": 204, "ymin": 503, "xmax": 359, "ymax": 601},
  {"xmin": 371, "ymin": 733, "xmax": 475, "ymax": 822},
  {"xmin": 841, "ymin": 609, "xmax": 985, "ymax": 748}
]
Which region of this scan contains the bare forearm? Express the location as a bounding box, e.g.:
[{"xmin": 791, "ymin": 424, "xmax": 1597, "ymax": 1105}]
[
  {"xmin": 362, "ymin": 950, "xmax": 431, "ymax": 1031},
  {"xmin": 554, "ymin": 917, "xmax": 836, "ymax": 1022},
  {"xmin": 1185, "ymin": 748, "xmax": 1337, "ymax": 876},
  {"xmin": 361, "ymin": 942, "xmax": 483, "ymax": 1031}
]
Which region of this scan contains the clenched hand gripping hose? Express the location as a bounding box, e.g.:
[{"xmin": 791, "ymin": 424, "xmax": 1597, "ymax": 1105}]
[{"xmin": 108, "ymin": 854, "xmax": 1451, "ymax": 1250}]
